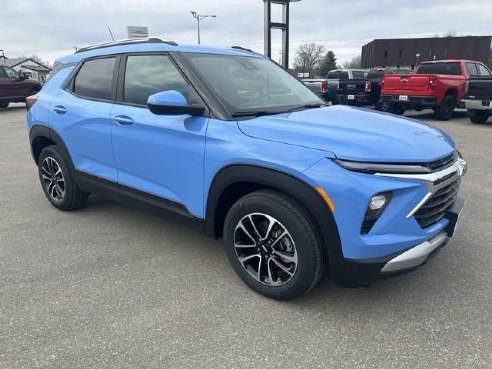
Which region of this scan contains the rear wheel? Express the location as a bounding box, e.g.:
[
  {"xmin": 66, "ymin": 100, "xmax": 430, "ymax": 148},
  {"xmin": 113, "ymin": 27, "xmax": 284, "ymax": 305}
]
[
  {"xmin": 468, "ymin": 110, "xmax": 490, "ymax": 124},
  {"xmin": 389, "ymin": 103, "xmax": 405, "ymax": 115},
  {"xmin": 0, "ymin": 101, "xmax": 8, "ymax": 109},
  {"xmin": 434, "ymin": 95, "xmax": 456, "ymax": 121},
  {"xmin": 38, "ymin": 146, "xmax": 88, "ymax": 210},
  {"xmin": 375, "ymin": 101, "xmax": 390, "ymax": 112},
  {"xmin": 223, "ymin": 190, "xmax": 324, "ymax": 300}
]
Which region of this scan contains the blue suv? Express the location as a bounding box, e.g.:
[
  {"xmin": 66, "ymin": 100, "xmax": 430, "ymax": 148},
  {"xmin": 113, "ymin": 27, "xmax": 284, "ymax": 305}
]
[{"xmin": 27, "ymin": 38, "xmax": 467, "ymax": 300}]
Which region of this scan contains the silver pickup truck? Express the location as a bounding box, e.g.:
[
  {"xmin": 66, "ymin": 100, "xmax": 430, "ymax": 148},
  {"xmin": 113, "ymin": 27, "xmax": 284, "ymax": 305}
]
[{"xmin": 302, "ymin": 69, "xmax": 368, "ymax": 104}]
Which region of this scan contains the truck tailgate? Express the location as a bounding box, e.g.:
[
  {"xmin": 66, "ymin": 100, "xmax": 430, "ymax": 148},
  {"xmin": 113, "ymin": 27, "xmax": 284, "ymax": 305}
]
[
  {"xmin": 467, "ymin": 77, "xmax": 492, "ymax": 100},
  {"xmin": 383, "ymin": 75, "xmax": 431, "ymax": 93},
  {"xmin": 302, "ymin": 79, "xmax": 323, "ymax": 93},
  {"xmin": 338, "ymin": 79, "xmax": 366, "ymax": 94}
]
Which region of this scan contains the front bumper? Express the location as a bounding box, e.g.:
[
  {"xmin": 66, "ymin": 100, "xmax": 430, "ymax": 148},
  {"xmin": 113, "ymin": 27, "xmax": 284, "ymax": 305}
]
[
  {"xmin": 331, "ymin": 197, "xmax": 464, "ymax": 287},
  {"xmin": 381, "ymin": 94, "xmax": 437, "ymax": 108}
]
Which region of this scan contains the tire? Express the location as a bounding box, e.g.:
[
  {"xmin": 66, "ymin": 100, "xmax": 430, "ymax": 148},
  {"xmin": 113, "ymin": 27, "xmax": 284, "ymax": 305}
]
[
  {"xmin": 389, "ymin": 103, "xmax": 405, "ymax": 115},
  {"xmin": 375, "ymin": 101, "xmax": 390, "ymax": 112},
  {"xmin": 0, "ymin": 101, "xmax": 8, "ymax": 109},
  {"xmin": 223, "ymin": 190, "xmax": 324, "ymax": 300},
  {"xmin": 30, "ymin": 88, "xmax": 40, "ymax": 95},
  {"xmin": 434, "ymin": 95, "xmax": 456, "ymax": 121},
  {"xmin": 38, "ymin": 146, "xmax": 88, "ymax": 211},
  {"xmin": 469, "ymin": 110, "xmax": 490, "ymax": 124}
]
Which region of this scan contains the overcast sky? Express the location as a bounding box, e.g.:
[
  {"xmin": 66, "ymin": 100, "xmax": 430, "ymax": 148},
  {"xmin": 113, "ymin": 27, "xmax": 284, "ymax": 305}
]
[{"xmin": 1, "ymin": 0, "xmax": 491, "ymax": 66}]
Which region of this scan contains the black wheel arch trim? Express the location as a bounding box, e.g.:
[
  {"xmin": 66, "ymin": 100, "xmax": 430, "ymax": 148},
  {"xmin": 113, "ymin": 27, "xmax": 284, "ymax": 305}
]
[
  {"xmin": 204, "ymin": 164, "xmax": 343, "ymax": 256},
  {"xmin": 29, "ymin": 125, "xmax": 74, "ymax": 169}
]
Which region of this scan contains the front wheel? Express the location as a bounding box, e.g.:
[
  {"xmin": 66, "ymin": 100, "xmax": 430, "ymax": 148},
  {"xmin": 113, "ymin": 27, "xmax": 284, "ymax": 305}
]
[
  {"xmin": 38, "ymin": 146, "xmax": 89, "ymax": 210},
  {"xmin": 468, "ymin": 109, "xmax": 490, "ymax": 124},
  {"xmin": 223, "ymin": 190, "xmax": 324, "ymax": 300}
]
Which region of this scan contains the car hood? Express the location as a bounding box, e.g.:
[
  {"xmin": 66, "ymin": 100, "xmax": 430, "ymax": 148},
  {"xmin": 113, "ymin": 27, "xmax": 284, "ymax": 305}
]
[{"xmin": 237, "ymin": 105, "xmax": 455, "ymax": 162}]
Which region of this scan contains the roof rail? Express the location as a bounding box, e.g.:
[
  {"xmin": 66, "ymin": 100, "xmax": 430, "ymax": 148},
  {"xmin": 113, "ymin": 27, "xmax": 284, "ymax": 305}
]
[
  {"xmin": 75, "ymin": 38, "xmax": 178, "ymax": 54},
  {"xmin": 230, "ymin": 46, "xmax": 255, "ymax": 53}
]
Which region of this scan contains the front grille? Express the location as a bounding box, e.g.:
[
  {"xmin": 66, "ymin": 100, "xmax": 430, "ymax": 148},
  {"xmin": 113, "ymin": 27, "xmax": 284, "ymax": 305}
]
[
  {"xmin": 415, "ymin": 179, "xmax": 460, "ymax": 228},
  {"xmin": 425, "ymin": 152, "xmax": 456, "ymax": 172}
]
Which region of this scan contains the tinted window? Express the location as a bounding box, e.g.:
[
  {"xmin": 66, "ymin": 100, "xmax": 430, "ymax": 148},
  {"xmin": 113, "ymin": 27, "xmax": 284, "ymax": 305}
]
[
  {"xmin": 351, "ymin": 71, "xmax": 367, "ymax": 79},
  {"xmin": 466, "ymin": 63, "xmax": 478, "ymax": 76},
  {"xmin": 73, "ymin": 58, "xmax": 115, "ymax": 100},
  {"xmin": 4, "ymin": 67, "xmax": 19, "ymax": 78},
  {"xmin": 477, "ymin": 64, "xmax": 491, "ymax": 76},
  {"xmin": 417, "ymin": 62, "xmax": 461, "ymax": 75},
  {"xmin": 0, "ymin": 67, "xmax": 7, "ymax": 78},
  {"xmin": 326, "ymin": 70, "xmax": 349, "ymax": 80},
  {"xmin": 367, "ymin": 71, "xmax": 387, "ymax": 79},
  {"xmin": 124, "ymin": 55, "xmax": 189, "ymax": 105}
]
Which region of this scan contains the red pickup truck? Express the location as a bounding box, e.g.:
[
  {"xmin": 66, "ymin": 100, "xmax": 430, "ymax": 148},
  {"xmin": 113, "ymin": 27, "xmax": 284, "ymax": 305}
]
[{"xmin": 379, "ymin": 60, "xmax": 491, "ymax": 120}]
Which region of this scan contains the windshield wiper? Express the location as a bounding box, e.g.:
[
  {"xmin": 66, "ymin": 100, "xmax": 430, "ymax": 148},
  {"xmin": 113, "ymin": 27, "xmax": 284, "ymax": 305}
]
[
  {"xmin": 231, "ymin": 110, "xmax": 274, "ymax": 118},
  {"xmin": 283, "ymin": 103, "xmax": 327, "ymax": 113}
]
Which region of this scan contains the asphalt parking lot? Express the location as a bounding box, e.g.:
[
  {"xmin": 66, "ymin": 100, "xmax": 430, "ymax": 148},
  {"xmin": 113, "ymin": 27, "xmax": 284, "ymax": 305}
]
[{"xmin": 0, "ymin": 104, "xmax": 491, "ymax": 369}]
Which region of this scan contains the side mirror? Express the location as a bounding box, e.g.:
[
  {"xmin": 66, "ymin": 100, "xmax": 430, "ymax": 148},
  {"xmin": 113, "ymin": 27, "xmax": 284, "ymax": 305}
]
[
  {"xmin": 17, "ymin": 73, "xmax": 27, "ymax": 81},
  {"xmin": 147, "ymin": 90, "xmax": 205, "ymax": 116}
]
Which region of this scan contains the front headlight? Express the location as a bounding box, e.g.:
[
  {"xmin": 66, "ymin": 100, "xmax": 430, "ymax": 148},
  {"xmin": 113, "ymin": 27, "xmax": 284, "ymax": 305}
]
[{"xmin": 334, "ymin": 159, "xmax": 432, "ymax": 174}]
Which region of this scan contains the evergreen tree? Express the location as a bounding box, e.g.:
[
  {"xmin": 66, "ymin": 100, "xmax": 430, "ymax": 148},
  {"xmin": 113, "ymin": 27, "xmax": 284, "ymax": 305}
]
[{"xmin": 319, "ymin": 51, "xmax": 338, "ymax": 77}]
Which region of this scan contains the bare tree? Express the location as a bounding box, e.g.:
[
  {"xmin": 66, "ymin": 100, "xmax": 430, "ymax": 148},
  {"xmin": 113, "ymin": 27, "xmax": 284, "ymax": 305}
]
[
  {"xmin": 342, "ymin": 55, "xmax": 361, "ymax": 69},
  {"xmin": 293, "ymin": 43, "xmax": 326, "ymax": 77}
]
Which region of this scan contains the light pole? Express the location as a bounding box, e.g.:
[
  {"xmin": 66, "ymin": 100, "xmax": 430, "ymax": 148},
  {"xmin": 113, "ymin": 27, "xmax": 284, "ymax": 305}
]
[
  {"xmin": 190, "ymin": 11, "xmax": 217, "ymax": 44},
  {"xmin": 263, "ymin": 0, "xmax": 301, "ymax": 69},
  {"xmin": 415, "ymin": 53, "xmax": 420, "ymax": 70}
]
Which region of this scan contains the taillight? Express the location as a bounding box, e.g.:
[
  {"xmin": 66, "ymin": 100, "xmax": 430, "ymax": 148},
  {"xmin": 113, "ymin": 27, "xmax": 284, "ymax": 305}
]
[
  {"xmin": 365, "ymin": 80, "xmax": 372, "ymax": 92},
  {"xmin": 321, "ymin": 80, "xmax": 328, "ymax": 92},
  {"xmin": 26, "ymin": 95, "xmax": 38, "ymax": 111},
  {"xmin": 428, "ymin": 76, "xmax": 438, "ymax": 90}
]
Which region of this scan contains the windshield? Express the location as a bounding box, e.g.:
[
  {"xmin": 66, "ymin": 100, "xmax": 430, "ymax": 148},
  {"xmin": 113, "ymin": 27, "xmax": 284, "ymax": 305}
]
[{"xmin": 184, "ymin": 53, "xmax": 322, "ymax": 115}]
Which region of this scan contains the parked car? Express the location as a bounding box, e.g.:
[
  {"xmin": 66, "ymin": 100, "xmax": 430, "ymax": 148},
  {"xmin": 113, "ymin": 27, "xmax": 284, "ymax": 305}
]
[
  {"xmin": 337, "ymin": 69, "xmax": 414, "ymax": 107},
  {"xmin": 379, "ymin": 60, "xmax": 491, "ymax": 120},
  {"xmin": 0, "ymin": 65, "xmax": 42, "ymax": 108},
  {"xmin": 462, "ymin": 71, "xmax": 492, "ymax": 124},
  {"xmin": 27, "ymin": 39, "xmax": 467, "ymax": 300},
  {"xmin": 303, "ymin": 69, "xmax": 368, "ymax": 104}
]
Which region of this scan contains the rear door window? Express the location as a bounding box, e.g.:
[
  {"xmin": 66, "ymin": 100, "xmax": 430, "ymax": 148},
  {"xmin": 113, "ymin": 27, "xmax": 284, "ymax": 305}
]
[
  {"xmin": 465, "ymin": 63, "xmax": 478, "ymax": 76},
  {"xmin": 123, "ymin": 54, "xmax": 190, "ymax": 106},
  {"xmin": 73, "ymin": 57, "xmax": 116, "ymax": 100},
  {"xmin": 0, "ymin": 67, "xmax": 7, "ymax": 78}
]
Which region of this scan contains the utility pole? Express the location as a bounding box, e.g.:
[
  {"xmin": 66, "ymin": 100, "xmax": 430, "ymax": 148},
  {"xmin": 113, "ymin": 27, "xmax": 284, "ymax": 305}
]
[{"xmin": 190, "ymin": 11, "xmax": 217, "ymax": 44}]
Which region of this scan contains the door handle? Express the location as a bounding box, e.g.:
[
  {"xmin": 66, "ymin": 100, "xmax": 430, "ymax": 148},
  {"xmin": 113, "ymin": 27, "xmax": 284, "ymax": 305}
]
[
  {"xmin": 53, "ymin": 105, "xmax": 67, "ymax": 114},
  {"xmin": 114, "ymin": 115, "xmax": 134, "ymax": 126}
]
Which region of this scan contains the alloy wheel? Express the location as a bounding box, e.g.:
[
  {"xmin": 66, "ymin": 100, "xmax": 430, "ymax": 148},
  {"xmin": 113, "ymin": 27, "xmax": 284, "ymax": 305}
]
[
  {"xmin": 41, "ymin": 157, "xmax": 66, "ymax": 202},
  {"xmin": 234, "ymin": 213, "xmax": 298, "ymax": 286}
]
